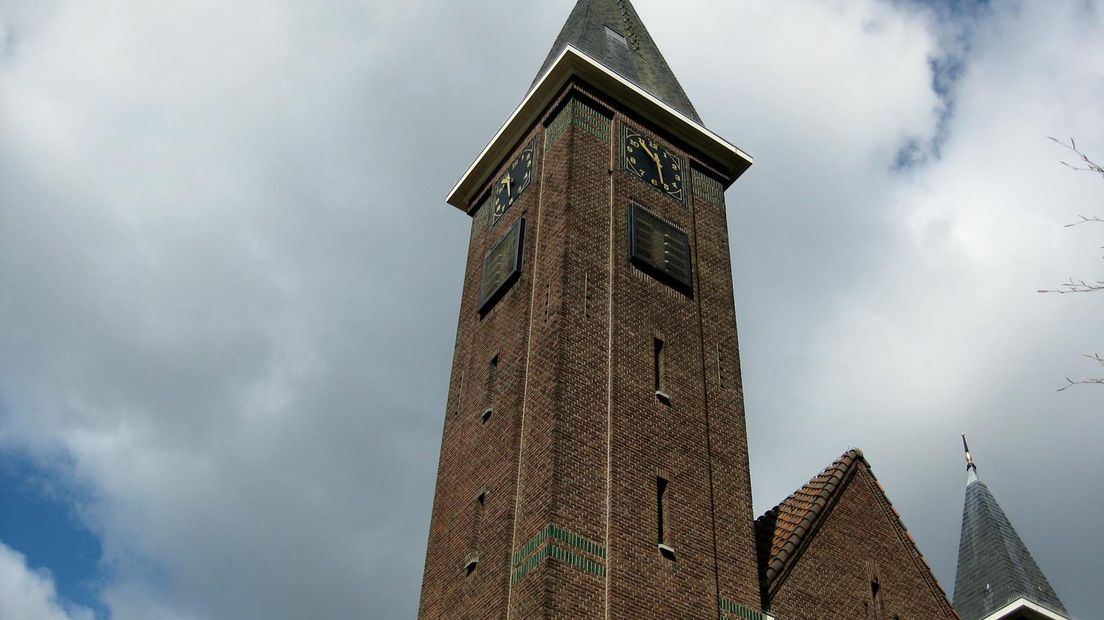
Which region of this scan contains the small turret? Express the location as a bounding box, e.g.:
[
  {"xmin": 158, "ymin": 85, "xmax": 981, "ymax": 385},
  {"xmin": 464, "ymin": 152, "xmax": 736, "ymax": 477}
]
[{"xmin": 953, "ymin": 437, "xmax": 1070, "ymax": 620}]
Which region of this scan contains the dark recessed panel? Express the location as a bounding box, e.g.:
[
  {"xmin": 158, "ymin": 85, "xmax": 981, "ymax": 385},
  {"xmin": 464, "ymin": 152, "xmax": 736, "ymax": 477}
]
[
  {"xmin": 479, "ymin": 218, "xmax": 525, "ymax": 314},
  {"xmin": 628, "ymin": 204, "xmax": 692, "ymax": 293}
]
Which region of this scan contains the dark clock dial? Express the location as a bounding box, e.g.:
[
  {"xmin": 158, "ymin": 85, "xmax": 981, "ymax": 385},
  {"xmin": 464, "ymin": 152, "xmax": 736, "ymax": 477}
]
[
  {"xmin": 491, "ymin": 145, "xmax": 535, "ymax": 225},
  {"xmin": 624, "ymin": 131, "xmax": 683, "ymax": 201}
]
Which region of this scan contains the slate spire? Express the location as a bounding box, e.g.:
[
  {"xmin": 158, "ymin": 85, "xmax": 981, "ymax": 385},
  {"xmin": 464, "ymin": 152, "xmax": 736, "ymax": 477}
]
[
  {"xmin": 532, "ymin": 0, "xmax": 702, "ymax": 123},
  {"xmin": 953, "ymin": 440, "xmax": 1069, "ymax": 620}
]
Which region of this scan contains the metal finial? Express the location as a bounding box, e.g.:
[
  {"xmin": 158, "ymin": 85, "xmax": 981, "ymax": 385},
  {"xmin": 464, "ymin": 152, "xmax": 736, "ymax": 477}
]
[
  {"xmin": 962, "ymin": 434, "xmax": 980, "ymax": 485},
  {"xmin": 961, "ymin": 434, "xmax": 976, "ymax": 471}
]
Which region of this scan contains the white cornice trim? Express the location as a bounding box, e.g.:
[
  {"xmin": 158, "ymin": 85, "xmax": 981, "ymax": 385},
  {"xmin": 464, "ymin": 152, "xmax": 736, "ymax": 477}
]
[
  {"xmin": 979, "ymin": 597, "xmax": 1071, "ymax": 620},
  {"xmin": 445, "ymin": 45, "xmax": 753, "ymax": 212}
]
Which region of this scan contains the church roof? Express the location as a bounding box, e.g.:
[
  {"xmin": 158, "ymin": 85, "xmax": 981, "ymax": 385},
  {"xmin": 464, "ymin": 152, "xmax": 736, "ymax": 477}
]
[
  {"xmin": 447, "ymin": 2, "xmax": 752, "ymax": 211},
  {"xmin": 532, "ymin": 0, "xmax": 702, "ymax": 123},
  {"xmin": 754, "ymin": 449, "xmax": 952, "ymax": 611},
  {"xmin": 953, "ymin": 445, "xmax": 1068, "ymax": 620}
]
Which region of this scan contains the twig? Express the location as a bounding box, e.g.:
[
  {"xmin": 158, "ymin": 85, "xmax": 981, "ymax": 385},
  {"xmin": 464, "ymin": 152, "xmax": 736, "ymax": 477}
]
[
  {"xmin": 1037, "ymin": 277, "xmax": 1103, "ymax": 294},
  {"xmin": 1064, "ymin": 215, "xmax": 1104, "ymax": 228},
  {"xmin": 1057, "ymin": 354, "xmax": 1104, "ymax": 391},
  {"xmin": 1049, "ymin": 137, "xmax": 1104, "ymax": 176}
]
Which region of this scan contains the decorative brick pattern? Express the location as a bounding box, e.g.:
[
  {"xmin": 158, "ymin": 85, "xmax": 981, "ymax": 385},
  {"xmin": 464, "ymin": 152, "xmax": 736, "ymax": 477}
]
[
  {"xmin": 719, "ymin": 595, "xmax": 769, "ymax": 620},
  {"xmin": 544, "ymin": 102, "xmax": 573, "ymax": 151},
  {"xmin": 692, "ymin": 168, "xmax": 724, "ymax": 208},
  {"xmin": 510, "ymin": 523, "xmax": 608, "ymax": 584},
  {"xmin": 471, "ymin": 196, "xmax": 491, "ymax": 238},
  {"xmin": 512, "ymin": 523, "xmax": 607, "ymax": 566},
  {"xmin": 573, "ymin": 98, "xmax": 611, "ymax": 143},
  {"xmin": 546, "ymin": 97, "xmax": 612, "ymax": 152}
]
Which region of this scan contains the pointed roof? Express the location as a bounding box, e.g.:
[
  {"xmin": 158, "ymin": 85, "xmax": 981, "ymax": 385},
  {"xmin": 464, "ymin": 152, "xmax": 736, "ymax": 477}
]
[
  {"xmin": 447, "ymin": 3, "xmax": 752, "ymax": 211},
  {"xmin": 953, "ymin": 443, "xmax": 1069, "ymax": 620},
  {"xmin": 533, "ymin": 0, "xmax": 702, "ymax": 123},
  {"xmin": 755, "ymin": 449, "xmax": 953, "ymax": 613}
]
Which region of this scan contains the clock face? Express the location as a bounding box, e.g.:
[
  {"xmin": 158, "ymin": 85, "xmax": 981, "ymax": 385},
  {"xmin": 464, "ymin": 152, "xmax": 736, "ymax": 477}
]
[
  {"xmin": 624, "ymin": 130, "xmax": 684, "ymax": 201},
  {"xmin": 491, "ymin": 145, "xmax": 535, "ymax": 226}
]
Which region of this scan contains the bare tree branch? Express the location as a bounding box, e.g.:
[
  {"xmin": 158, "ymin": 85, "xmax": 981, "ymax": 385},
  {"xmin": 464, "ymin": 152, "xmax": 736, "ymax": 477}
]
[
  {"xmin": 1058, "ymin": 354, "xmax": 1104, "ymax": 391},
  {"xmin": 1064, "ymin": 215, "xmax": 1104, "ymax": 228},
  {"xmin": 1037, "ymin": 277, "xmax": 1104, "ymax": 294},
  {"xmin": 1048, "ymin": 136, "xmax": 1104, "ymax": 176},
  {"xmin": 1045, "ymin": 138, "xmax": 1102, "ymax": 391}
]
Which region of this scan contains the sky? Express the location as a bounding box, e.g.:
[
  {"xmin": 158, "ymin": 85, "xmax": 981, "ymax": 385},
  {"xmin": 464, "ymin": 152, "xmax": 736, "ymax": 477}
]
[{"xmin": 0, "ymin": 0, "xmax": 1101, "ymax": 618}]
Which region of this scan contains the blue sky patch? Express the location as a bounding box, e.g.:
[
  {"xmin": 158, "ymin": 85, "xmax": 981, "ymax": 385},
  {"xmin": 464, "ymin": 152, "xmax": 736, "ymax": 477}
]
[{"xmin": 0, "ymin": 452, "xmax": 108, "ymax": 619}]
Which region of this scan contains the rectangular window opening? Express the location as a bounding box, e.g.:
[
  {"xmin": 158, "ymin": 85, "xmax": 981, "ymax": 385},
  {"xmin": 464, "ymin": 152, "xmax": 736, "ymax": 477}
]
[
  {"xmin": 604, "ymin": 26, "xmax": 628, "ymax": 46},
  {"xmin": 479, "ymin": 219, "xmax": 525, "ymax": 314},
  {"xmin": 628, "ymin": 204, "xmax": 693, "ymax": 294}
]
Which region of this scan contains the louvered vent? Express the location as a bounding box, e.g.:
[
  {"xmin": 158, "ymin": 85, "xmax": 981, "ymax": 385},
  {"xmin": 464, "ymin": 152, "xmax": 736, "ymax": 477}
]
[
  {"xmin": 628, "ymin": 204, "xmax": 692, "ymax": 293},
  {"xmin": 479, "ymin": 218, "xmax": 525, "ymax": 313}
]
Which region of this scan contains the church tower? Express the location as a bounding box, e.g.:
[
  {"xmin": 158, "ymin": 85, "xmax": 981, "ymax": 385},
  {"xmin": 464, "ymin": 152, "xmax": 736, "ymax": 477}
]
[
  {"xmin": 954, "ymin": 436, "xmax": 1070, "ymax": 620},
  {"xmin": 418, "ymin": 2, "xmax": 764, "ymax": 618}
]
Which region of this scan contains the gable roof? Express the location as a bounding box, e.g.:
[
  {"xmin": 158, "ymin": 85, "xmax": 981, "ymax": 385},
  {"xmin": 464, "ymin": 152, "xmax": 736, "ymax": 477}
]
[
  {"xmin": 953, "ymin": 469, "xmax": 1069, "ymax": 620},
  {"xmin": 532, "ymin": 0, "xmax": 702, "ymax": 123},
  {"xmin": 755, "ymin": 449, "xmax": 956, "ymax": 616}
]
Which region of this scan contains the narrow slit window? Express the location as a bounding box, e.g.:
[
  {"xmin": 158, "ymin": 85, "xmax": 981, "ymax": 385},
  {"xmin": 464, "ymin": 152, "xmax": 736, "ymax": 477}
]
[
  {"xmin": 467, "ymin": 491, "xmax": 487, "ymax": 576},
  {"xmin": 654, "ymin": 337, "xmax": 669, "ymax": 403},
  {"xmin": 488, "ymin": 354, "xmax": 499, "ymax": 404},
  {"xmin": 869, "ymin": 572, "xmax": 883, "ymax": 620},
  {"xmin": 657, "ymin": 477, "xmax": 669, "ymax": 546},
  {"xmin": 583, "ymin": 272, "xmax": 590, "ymax": 319},
  {"xmin": 455, "ymin": 371, "xmax": 465, "ymax": 416}
]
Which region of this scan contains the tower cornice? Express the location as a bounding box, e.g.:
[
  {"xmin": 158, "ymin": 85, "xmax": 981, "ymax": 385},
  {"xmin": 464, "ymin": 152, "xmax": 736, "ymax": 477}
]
[{"xmin": 446, "ymin": 45, "xmax": 753, "ymax": 213}]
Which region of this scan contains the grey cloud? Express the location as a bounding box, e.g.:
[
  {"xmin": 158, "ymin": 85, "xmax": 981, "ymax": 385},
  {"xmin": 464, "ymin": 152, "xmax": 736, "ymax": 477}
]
[{"xmin": 0, "ymin": 1, "xmax": 1101, "ymax": 618}]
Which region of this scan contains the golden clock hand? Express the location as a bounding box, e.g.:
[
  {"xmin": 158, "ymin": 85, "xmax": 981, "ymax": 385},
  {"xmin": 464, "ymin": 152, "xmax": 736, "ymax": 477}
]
[
  {"xmin": 656, "ymin": 157, "xmax": 665, "ymax": 185},
  {"xmin": 639, "ymin": 140, "xmax": 655, "ymax": 160}
]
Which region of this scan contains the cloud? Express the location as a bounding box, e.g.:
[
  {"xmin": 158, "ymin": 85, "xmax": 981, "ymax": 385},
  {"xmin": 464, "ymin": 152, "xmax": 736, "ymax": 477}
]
[
  {"xmin": 0, "ymin": 0, "xmax": 1101, "ymax": 618},
  {"xmin": 0, "ymin": 542, "xmax": 93, "ymax": 620}
]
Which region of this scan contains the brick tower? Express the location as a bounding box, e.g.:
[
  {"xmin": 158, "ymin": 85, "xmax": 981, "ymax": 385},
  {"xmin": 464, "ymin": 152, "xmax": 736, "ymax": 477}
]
[{"xmin": 418, "ymin": 1, "xmax": 764, "ymax": 618}]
